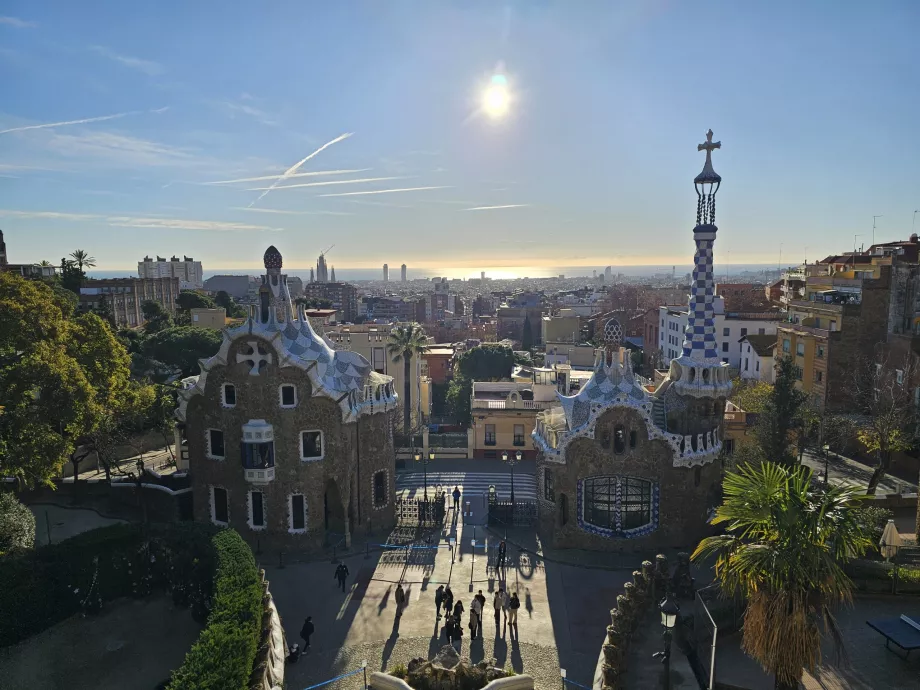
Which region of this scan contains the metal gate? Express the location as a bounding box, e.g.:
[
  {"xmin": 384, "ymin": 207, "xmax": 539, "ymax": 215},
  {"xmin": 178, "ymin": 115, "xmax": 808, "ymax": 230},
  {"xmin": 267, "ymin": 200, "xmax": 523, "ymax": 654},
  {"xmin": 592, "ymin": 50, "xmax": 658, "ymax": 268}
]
[
  {"xmin": 395, "ymin": 492, "xmax": 446, "ymax": 526},
  {"xmin": 487, "ymin": 495, "xmax": 538, "ymax": 527}
]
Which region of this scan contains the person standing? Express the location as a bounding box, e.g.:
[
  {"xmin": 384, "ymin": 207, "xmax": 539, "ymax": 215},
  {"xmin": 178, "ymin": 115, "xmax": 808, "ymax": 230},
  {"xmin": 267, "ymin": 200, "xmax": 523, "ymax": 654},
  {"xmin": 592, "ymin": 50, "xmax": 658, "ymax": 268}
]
[
  {"xmin": 334, "ymin": 562, "xmax": 349, "ymax": 592},
  {"xmin": 471, "ymin": 591, "xmax": 484, "ymax": 638},
  {"xmin": 444, "ymin": 613, "xmax": 454, "ymax": 644},
  {"xmin": 395, "ymin": 583, "xmax": 406, "ymax": 617},
  {"xmin": 300, "ymin": 616, "xmax": 314, "ymax": 651},
  {"xmin": 453, "ymin": 599, "xmax": 464, "ymax": 627},
  {"xmin": 493, "ymin": 589, "xmax": 504, "ymax": 623},
  {"xmin": 498, "ymin": 540, "xmax": 507, "ymax": 571},
  {"xmin": 435, "ymin": 585, "xmax": 444, "ymax": 619},
  {"xmin": 501, "ymin": 589, "xmax": 511, "ymax": 625},
  {"xmin": 452, "ymin": 486, "xmax": 462, "ymax": 512},
  {"xmin": 509, "ymin": 592, "xmax": 520, "ymax": 627},
  {"xmin": 469, "ymin": 607, "xmax": 480, "ymax": 640},
  {"xmin": 443, "ymin": 585, "xmax": 454, "ymax": 617}
]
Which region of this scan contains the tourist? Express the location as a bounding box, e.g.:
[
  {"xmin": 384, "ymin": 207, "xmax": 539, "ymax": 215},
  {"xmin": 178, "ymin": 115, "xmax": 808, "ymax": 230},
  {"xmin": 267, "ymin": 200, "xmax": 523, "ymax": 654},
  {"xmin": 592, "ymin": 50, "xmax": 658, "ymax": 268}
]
[
  {"xmin": 501, "ymin": 589, "xmax": 511, "ymax": 625},
  {"xmin": 395, "ymin": 583, "xmax": 406, "ymax": 617},
  {"xmin": 300, "ymin": 616, "xmax": 314, "ymax": 650},
  {"xmin": 493, "ymin": 589, "xmax": 504, "ymax": 623},
  {"xmin": 498, "ymin": 540, "xmax": 507, "ymax": 571},
  {"xmin": 509, "ymin": 592, "xmax": 520, "ymax": 627},
  {"xmin": 451, "ymin": 613, "xmax": 463, "ymax": 646},
  {"xmin": 453, "ymin": 598, "xmax": 464, "ymax": 625},
  {"xmin": 334, "ymin": 562, "xmax": 349, "ymax": 593},
  {"xmin": 469, "ymin": 607, "xmax": 480, "ymax": 640},
  {"xmin": 475, "ymin": 589, "xmax": 486, "ymax": 610},
  {"xmin": 471, "ymin": 592, "xmax": 483, "ymax": 636},
  {"xmin": 443, "ymin": 585, "xmax": 454, "ymax": 616},
  {"xmin": 452, "ymin": 486, "xmax": 461, "ymax": 511},
  {"xmin": 435, "ymin": 584, "xmax": 444, "ymax": 619},
  {"xmin": 444, "ymin": 613, "xmax": 454, "ymax": 643}
]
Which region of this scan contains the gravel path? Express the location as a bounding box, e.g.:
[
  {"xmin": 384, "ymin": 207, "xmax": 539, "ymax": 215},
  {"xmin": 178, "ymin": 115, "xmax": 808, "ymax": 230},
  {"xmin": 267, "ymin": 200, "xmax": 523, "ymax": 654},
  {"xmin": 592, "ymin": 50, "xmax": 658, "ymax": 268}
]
[{"xmin": 285, "ymin": 635, "xmax": 563, "ymax": 690}]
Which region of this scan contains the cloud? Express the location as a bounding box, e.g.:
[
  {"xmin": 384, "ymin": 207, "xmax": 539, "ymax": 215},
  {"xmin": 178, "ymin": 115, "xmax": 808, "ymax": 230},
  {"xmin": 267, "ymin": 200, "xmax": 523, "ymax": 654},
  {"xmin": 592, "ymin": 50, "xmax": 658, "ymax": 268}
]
[
  {"xmin": 45, "ymin": 130, "xmax": 205, "ymax": 168},
  {"xmin": 0, "ymin": 209, "xmax": 278, "ymax": 231},
  {"xmin": 231, "ymin": 207, "xmax": 355, "ymax": 217},
  {"xmin": 318, "ymin": 186, "xmax": 452, "ymax": 198},
  {"xmin": 0, "ymin": 107, "xmax": 168, "ymax": 136},
  {"xmin": 343, "ymin": 199, "xmax": 414, "ymax": 209},
  {"xmin": 206, "ymin": 168, "xmax": 372, "ymax": 185},
  {"xmin": 217, "ymin": 100, "xmax": 278, "ymax": 127},
  {"xmin": 0, "ymin": 16, "xmax": 36, "ymax": 28},
  {"xmin": 462, "ymin": 204, "xmax": 531, "ymax": 211},
  {"xmin": 90, "ymin": 46, "xmax": 164, "ymax": 76},
  {"xmin": 248, "ymin": 133, "xmax": 353, "ymax": 208},
  {"xmin": 246, "ymin": 176, "xmax": 406, "ymax": 191}
]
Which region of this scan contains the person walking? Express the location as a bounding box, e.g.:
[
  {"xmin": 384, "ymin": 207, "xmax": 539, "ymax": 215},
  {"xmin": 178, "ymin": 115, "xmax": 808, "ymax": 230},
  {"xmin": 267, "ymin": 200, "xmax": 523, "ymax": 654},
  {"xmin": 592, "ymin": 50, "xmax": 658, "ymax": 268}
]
[
  {"xmin": 443, "ymin": 585, "xmax": 454, "ymax": 617},
  {"xmin": 444, "ymin": 613, "xmax": 454, "ymax": 644},
  {"xmin": 469, "ymin": 607, "xmax": 480, "ymax": 640},
  {"xmin": 501, "ymin": 589, "xmax": 511, "ymax": 626},
  {"xmin": 509, "ymin": 592, "xmax": 520, "ymax": 628},
  {"xmin": 471, "ymin": 591, "xmax": 484, "ymax": 638},
  {"xmin": 334, "ymin": 562, "xmax": 349, "ymax": 593},
  {"xmin": 452, "ymin": 486, "xmax": 461, "ymax": 512},
  {"xmin": 435, "ymin": 585, "xmax": 444, "ymax": 620},
  {"xmin": 497, "ymin": 540, "xmax": 507, "ymax": 571},
  {"xmin": 395, "ymin": 583, "xmax": 406, "ymax": 617},
  {"xmin": 300, "ymin": 616, "xmax": 314, "ymax": 651},
  {"xmin": 493, "ymin": 589, "xmax": 504, "ymax": 623},
  {"xmin": 453, "ymin": 599, "xmax": 464, "ymax": 627}
]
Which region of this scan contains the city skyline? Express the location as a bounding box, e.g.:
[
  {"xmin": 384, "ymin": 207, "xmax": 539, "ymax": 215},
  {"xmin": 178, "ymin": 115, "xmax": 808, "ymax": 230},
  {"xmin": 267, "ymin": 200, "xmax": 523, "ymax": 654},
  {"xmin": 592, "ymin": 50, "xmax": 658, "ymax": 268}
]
[{"xmin": 1, "ymin": 2, "xmax": 919, "ymax": 270}]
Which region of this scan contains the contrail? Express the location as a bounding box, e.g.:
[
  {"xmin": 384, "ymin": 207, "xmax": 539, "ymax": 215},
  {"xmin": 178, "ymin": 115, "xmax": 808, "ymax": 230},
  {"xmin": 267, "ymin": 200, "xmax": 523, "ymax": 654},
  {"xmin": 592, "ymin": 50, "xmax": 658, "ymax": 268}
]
[
  {"xmin": 248, "ymin": 132, "xmax": 352, "ymax": 208},
  {"xmin": 207, "ymin": 168, "xmax": 371, "ymax": 185},
  {"xmin": 462, "ymin": 204, "xmax": 530, "ymax": 211},
  {"xmin": 246, "ymin": 176, "xmax": 405, "ymax": 191},
  {"xmin": 0, "ymin": 107, "xmax": 167, "ymax": 135},
  {"xmin": 319, "ymin": 186, "xmax": 452, "ymax": 198}
]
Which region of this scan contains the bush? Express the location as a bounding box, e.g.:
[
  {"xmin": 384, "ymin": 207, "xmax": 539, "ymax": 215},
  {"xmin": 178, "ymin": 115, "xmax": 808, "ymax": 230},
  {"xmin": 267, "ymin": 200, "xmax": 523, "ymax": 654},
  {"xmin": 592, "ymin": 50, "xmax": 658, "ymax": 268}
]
[
  {"xmin": 853, "ymin": 504, "xmax": 893, "ymax": 558},
  {"xmin": 167, "ymin": 529, "xmax": 262, "ymax": 690},
  {"xmin": 0, "ymin": 492, "xmax": 35, "ymax": 554}
]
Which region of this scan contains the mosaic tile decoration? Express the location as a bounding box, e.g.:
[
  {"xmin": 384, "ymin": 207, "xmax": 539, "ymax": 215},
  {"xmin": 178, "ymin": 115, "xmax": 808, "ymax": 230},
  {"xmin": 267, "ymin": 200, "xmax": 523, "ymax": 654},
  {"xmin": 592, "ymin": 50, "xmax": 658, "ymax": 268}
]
[{"xmin": 575, "ymin": 476, "xmax": 660, "ymax": 539}]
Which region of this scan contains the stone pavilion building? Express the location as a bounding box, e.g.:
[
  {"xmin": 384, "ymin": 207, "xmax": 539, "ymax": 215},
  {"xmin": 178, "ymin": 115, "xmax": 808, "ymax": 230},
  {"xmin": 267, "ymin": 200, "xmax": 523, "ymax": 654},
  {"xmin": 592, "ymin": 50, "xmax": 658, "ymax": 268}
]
[
  {"xmin": 533, "ymin": 131, "xmax": 731, "ymax": 551},
  {"xmin": 176, "ymin": 246, "xmax": 398, "ymax": 551}
]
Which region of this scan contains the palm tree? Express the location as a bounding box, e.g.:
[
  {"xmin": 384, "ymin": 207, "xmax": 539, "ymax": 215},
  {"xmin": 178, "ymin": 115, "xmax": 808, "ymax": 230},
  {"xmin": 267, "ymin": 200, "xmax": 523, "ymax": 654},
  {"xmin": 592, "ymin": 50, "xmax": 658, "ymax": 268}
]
[
  {"xmin": 69, "ymin": 249, "xmax": 96, "ymax": 272},
  {"xmin": 387, "ymin": 324, "xmax": 429, "ymax": 438},
  {"xmin": 692, "ymin": 462, "xmax": 872, "ymax": 690},
  {"xmin": 39, "ymin": 259, "xmax": 53, "ymax": 267}
]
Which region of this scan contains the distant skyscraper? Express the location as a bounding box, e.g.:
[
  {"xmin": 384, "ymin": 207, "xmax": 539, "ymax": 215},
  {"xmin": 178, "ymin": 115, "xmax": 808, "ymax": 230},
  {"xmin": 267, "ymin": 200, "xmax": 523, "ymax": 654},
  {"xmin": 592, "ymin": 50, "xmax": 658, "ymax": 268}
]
[
  {"xmin": 592, "ymin": 269, "xmax": 597, "ymax": 279},
  {"xmin": 310, "ymin": 267, "xmax": 315, "ymax": 283},
  {"xmin": 330, "ymin": 266, "xmax": 336, "ymax": 282},
  {"xmin": 383, "ymin": 263, "xmax": 389, "ymax": 282},
  {"xmin": 481, "ymin": 271, "xmax": 486, "ymax": 281},
  {"xmin": 401, "ymin": 263, "xmax": 407, "ymax": 282},
  {"xmin": 604, "ymin": 266, "xmax": 612, "ymax": 281},
  {"xmin": 316, "ymin": 253, "xmax": 329, "ymax": 283}
]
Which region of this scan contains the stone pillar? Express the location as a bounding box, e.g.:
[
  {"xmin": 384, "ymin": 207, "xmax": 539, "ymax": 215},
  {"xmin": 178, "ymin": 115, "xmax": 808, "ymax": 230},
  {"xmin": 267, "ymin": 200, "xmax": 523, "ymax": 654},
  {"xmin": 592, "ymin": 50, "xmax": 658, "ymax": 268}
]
[
  {"xmin": 422, "ymin": 426, "xmax": 430, "ymax": 456},
  {"xmin": 467, "ymin": 428, "xmax": 475, "ymax": 458}
]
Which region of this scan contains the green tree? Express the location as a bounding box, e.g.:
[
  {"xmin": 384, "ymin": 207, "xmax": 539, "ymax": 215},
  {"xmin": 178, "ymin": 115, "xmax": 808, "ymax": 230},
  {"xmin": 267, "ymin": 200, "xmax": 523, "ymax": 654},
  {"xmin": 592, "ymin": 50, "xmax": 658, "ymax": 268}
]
[
  {"xmin": 92, "ymin": 294, "xmax": 115, "ymax": 327},
  {"xmin": 0, "ymin": 492, "xmax": 35, "ymax": 554},
  {"xmin": 729, "ymin": 377, "xmax": 772, "ymax": 414},
  {"xmin": 754, "ymin": 356, "xmax": 807, "ymax": 466},
  {"xmin": 693, "ymin": 462, "xmax": 871, "ymax": 690},
  {"xmin": 175, "ymin": 290, "xmax": 217, "ymax": 313},
  {"xmin": 214, "ymin": 291, "xmax": 248, "ymax": 319},
  {"xmin": 521, "ymin": 315, "xmax": 534, "ymax": 351},
  {"xmin": 141, "ymin": 300, "xmax": 174, "ymax": 334},
  {"xmin": 142, "ymin": 326, "xmax": 223, "ymax": 377},
  {"xmin": 0, "ymin": 272, "xmax": 68, "ymax": 355},
  {"xmin": 387, "ymin": 323, "xmax": 429, "ymax": 437},
  {"xmin": 446, "ymin": 376, "xmax": 473, "ymax": 426},
  {"xmin": 455, "ymin": 344, "xmax": 514, "ymax": 381},
  {"xmin": 59, "ymin": 257, "xmax": 84, "ymax": 295},
  {"xmin": 295, "ymin": 296, "xmax": 333, "ymax": 309}
]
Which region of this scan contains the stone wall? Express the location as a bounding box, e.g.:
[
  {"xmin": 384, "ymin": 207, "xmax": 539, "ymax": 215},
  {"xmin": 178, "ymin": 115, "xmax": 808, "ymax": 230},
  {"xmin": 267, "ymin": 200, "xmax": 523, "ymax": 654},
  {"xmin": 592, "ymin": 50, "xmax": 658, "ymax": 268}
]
[
  {"xmin": 187, "ymin": 336, "xmax": 396, "ymax": 553},
  {"xmin": 537, "ymin": 407, "xmax": 719, "ymax": 552},
  {"xmin": 249, "ymin": 570, "xmax": 287, "ymax": 690}
]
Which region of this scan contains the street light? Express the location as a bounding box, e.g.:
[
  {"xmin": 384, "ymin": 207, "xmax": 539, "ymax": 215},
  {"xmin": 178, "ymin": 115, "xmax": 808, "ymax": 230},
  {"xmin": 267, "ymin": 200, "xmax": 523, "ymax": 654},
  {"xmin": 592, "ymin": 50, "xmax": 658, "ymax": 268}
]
[
  {"xmin": 822, "ymin": 443, "xmax": 831, "ymax": 487},
  {"xmin": 414, "ymin": 450, "xmax": 429, "ymax": 500},
  {"xmin": 501, "ymin": 450, "xmax": 520, "ymax": 506},
  {"xmin": 653, "ymin": 596, "xmax": 680, "ymax": 689}
]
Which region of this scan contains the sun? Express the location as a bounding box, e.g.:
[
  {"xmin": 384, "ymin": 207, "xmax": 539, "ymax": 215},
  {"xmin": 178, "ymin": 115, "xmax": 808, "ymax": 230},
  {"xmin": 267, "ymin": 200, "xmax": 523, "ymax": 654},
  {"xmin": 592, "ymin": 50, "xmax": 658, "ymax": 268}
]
[{"xmin": 482, "ymin": 74, "xmax": 510, "ymax": 119}]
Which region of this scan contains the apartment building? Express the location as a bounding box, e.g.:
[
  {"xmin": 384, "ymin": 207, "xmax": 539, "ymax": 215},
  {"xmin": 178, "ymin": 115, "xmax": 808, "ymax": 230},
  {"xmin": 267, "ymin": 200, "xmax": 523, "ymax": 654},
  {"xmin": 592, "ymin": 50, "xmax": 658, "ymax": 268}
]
[
  {"xmin": 79, "ymin": 276, "xmax": 180, "ymax": 328},
  {"xmin": 469, "ymin": 381, "xmax": 556, "ymax": 460},
  {"xmin": 138, "ymin": 255, "xmax": 203, "ymax": 289}
]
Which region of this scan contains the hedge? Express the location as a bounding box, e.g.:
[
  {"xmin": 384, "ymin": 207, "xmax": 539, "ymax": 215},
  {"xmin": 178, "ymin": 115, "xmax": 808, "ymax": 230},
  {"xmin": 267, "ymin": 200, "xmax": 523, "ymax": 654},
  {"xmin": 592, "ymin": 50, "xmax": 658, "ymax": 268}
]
[
  {"xmin": 0, "ymin": 492, "xmax": 35, "ymax": 554},
  {"xmin": 0, "ymin": 522, "xmax": 219, "ymax": 647},
  {"xmin": 167, "ymin": 529, "xmax": 262, "ymax": 690}
]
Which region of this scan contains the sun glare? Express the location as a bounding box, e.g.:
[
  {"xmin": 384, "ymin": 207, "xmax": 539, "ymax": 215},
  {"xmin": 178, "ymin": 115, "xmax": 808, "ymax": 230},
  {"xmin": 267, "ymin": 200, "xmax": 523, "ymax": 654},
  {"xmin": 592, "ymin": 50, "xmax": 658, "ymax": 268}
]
[{"xmin": 482, "ymin": 74, "xmax": 510, "ymax": 119}]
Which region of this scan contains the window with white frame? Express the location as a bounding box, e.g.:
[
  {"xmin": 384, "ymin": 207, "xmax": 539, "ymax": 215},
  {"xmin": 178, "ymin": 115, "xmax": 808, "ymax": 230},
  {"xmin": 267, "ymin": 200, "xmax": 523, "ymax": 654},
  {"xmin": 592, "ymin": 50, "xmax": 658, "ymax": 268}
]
[
  {"xmin": 279, "ymin": 384, "xmax": 297, "ymax": 408},
  {"xmin": 222, "ymin": 383, "xmax": 237, "ymax": 407},
  {"xmin": 288, "ymin": 494, "xmax": 307, "ymax": 532},
  {"xmin": 300, "ymin": 430, "xmax": 324, "ymax": 461},
  {"xmin": 207, "ymin": 429, "xmax": 225, "ymax": 459},
  {"xmin": 211, "ymin": 486, "xmax": 229, "ymax": 525},
  {"xmin": 248, "ymin": 491, "xmax": 265, "ymax": 530}
]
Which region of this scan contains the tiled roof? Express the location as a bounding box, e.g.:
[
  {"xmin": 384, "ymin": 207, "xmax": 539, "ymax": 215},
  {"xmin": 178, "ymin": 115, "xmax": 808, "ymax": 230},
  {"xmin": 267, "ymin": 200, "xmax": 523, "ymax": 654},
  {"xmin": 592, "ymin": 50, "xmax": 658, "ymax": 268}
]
[{"xmin": 740, "ymin": 333, "xmax": 777, "ymax": 356}]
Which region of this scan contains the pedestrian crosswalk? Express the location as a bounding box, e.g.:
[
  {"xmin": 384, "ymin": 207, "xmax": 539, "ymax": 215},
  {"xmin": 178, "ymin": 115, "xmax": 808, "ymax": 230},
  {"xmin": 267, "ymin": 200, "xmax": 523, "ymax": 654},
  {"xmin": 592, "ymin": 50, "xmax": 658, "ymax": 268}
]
[{"xmin": 396, "ymin": 471, "xmax": 538, "ymax": 501}]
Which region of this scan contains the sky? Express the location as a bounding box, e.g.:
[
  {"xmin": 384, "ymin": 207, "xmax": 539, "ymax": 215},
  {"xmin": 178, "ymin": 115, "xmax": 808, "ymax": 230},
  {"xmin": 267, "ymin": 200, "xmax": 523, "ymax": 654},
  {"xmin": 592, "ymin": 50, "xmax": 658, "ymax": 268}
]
[{"xmin": 1, "ymin": 1, "xmax": 919, "ymax": 274}]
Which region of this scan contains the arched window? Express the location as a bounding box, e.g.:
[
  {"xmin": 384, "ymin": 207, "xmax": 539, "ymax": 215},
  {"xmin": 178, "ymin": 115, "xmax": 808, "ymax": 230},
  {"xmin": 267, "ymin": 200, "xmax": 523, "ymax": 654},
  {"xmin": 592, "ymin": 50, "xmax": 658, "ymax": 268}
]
[
  {"xmin": 613, "ymin": 425, "xmax": 626, "ymax": 454},
  {"xmin": 629, "ymin": 430, "xmax": 637, "ymax": 449},
  {"xmin": 582, "ymin": 476, "xmax": 655, "ymax": 534}
]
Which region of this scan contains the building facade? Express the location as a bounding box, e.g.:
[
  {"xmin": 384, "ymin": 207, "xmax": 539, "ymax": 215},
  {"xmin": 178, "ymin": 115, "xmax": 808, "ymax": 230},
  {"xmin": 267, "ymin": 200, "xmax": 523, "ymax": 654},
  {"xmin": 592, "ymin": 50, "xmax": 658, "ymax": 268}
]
[
  {"xmin": 470, "ymin": 382, "xmax": 556, "ymax": 460},
  {"xmin": 176, "ymin": 246, "xmax": 398, "ymax": 551},
  {"xmin": 139, "ymin": 255, "xmax": 203, "ymax": 289},
  {"xmin": 533, "ymin": 130, "xmax": 730, "ymax": 552},
  {"xmin": 191, "ymin": 308, "xmax": 227, "ymax": 329},
  {"xmin": 303, "ymin": 281, "xmax": 358, "ymax": 323},
  {"xmin": 739, "ymin": 334, "xmax": 776, "ymax": 383},
  {"xmin": 204, "ymin": 275, "xmax": 257, "ymax": 301},
  {"xmin": 79, "ymin": 276, "xmax": 180, "ymax": 328}
]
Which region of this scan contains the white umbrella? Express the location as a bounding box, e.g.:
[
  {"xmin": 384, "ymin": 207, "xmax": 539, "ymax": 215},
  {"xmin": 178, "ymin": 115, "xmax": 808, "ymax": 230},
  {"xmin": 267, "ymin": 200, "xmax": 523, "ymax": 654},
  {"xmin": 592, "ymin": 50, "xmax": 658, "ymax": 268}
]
[{"xmin": 880, "ymin": 519, "xmax": 902, "ymax": 561}]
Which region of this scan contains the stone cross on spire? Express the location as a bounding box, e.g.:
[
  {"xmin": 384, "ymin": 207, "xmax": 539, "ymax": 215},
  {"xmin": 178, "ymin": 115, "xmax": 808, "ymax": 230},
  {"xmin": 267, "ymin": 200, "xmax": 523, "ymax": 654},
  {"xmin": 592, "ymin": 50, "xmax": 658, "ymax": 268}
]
[
  {"xmin": 697, "ymin": 129, "xmax": 721, "ymax": 155},
  {"xmin": 694, "ymin": 129, "xmax": 722, "ymax": 186}
]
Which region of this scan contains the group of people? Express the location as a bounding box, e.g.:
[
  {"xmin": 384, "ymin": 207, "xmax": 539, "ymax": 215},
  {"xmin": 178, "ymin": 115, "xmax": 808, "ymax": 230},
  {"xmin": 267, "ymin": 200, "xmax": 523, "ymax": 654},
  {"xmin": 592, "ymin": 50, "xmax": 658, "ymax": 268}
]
[{"xmin": 434, "ymin": 584, "xmax": 520, "ymax": 644}]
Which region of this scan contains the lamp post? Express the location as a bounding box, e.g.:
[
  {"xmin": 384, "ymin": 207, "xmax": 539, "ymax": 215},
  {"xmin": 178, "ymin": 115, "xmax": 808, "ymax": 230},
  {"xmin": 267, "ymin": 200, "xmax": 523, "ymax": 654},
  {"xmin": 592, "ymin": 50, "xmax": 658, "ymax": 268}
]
[
  {"xmin": 413, "ymin": 450, "xmax": 430, "ymax": 500},
  {"xmin": 653, "ymin": 596, "xmax": 680, "ymax": 690},
  {"xmin": 822, "ymin": 443, "xmax": 831, "ymax": 487},
  {"xmin": 501, "ymin": 450, "xmax": 521, "ymax": 506}
]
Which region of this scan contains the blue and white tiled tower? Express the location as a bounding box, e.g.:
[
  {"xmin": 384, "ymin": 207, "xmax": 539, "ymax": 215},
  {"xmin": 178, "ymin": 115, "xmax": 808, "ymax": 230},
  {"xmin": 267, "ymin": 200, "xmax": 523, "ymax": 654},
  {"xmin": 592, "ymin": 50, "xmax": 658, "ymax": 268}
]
[{"xmin": 669, "ymin": 130, "xmax": 732, "ymax": 397}]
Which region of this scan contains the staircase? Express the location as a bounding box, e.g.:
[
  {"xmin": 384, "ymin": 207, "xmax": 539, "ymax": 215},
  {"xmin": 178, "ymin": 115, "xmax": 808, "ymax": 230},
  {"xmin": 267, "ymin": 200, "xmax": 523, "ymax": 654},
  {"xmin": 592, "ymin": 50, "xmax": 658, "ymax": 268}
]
[{"xmin": 651, "ymin": 398, "xmax": 667, "ymax": 431}]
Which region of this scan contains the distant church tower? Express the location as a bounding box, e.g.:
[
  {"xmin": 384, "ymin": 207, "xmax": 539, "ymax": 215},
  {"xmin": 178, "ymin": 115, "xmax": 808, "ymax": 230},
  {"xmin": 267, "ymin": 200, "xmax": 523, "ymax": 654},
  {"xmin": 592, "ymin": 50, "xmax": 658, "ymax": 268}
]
[{"xmin": 330, "ymin": 266, "xmax": 336, "ymax": 282}]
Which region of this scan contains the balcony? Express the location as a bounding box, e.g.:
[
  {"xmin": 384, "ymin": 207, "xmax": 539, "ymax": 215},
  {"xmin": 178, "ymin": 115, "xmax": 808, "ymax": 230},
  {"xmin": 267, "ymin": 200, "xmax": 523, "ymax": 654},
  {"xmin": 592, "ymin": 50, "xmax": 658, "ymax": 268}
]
[
  {"xmin": 244, "ymin": 466, "xmax": 275, "ymax": 484},
  {"xmin": 473, "ymin": 399, "xmax": 554, "ymax": 410}
]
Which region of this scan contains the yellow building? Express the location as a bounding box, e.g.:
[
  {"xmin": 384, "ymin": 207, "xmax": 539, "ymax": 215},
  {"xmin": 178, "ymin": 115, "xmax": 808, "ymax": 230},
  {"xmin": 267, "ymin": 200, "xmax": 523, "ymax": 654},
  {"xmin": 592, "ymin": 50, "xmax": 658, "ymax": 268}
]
[
  {"xmin": 190, "ymin": 307, "xmax": 227, "ymax": 329},
  {"xmin": 541, "ymin": 311, "xmax": 582, "ymax": 343},
  {"xmin": 469, "ymin": 381, "xmax": 557, "ymax": 460}
]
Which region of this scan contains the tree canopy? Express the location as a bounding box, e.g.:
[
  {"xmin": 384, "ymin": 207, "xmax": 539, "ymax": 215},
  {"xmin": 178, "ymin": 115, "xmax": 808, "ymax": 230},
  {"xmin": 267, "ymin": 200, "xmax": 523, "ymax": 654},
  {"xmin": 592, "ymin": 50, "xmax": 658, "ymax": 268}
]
[
  {"xmin": 214, "ymin": 290, "xmax": 248, "ymax": 318},
  {"xmin": 176, "ymin": 290, "xmax": 217, "ymax": 313},
  {"xmin": 142, "ymin": 326, "xmax": 223, "ymax": 377},
  {"xmin": 753, "ymin": 356, "xmax": 808, "ymax": 465},
  {"xmin": 0, "ymin": 273, "xmax": 136, "ymax": 487},
  {"xmin": 521, "ymin": 316, "xmax": 534, "ymax": 351},
  {"xmin": 455, "ymin": 344, "xmax": 514, "ymax": 382}
]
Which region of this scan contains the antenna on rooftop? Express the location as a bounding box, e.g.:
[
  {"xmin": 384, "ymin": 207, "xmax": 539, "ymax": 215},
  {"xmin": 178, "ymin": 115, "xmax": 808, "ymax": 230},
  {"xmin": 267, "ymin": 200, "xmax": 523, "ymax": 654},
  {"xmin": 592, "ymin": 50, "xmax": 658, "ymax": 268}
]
[{"xmin": 872, "ymin": 215, "xmax": 883, "ymax": 246}]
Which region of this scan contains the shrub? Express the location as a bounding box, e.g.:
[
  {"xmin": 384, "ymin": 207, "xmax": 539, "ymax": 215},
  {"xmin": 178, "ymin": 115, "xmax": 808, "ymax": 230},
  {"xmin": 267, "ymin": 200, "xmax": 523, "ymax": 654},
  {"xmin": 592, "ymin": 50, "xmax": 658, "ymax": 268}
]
[
  {"xmin": 0, "ymin": 492, "xmax": 35, "ymax": 554},
  {"xmin": 167, "ymin": 529, "xmax": 262, "ymax": 690}
]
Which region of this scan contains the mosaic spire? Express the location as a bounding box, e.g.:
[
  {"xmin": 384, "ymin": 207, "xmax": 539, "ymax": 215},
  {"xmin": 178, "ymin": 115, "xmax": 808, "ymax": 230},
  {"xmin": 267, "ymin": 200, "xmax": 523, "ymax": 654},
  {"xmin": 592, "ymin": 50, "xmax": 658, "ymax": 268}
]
[{"xmin": 681, "ymin": 130, "xmax": 722, "ymax": 361}]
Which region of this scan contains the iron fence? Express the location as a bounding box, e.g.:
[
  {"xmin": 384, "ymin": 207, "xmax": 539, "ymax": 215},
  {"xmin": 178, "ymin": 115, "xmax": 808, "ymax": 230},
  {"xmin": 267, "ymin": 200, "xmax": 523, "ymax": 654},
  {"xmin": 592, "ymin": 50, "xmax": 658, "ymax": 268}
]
[
  {"xmin": 487, "ymin": 499, "xmax": 538, "ymax": 527},
  {"xmin": 395, "ymin": 492, "xmax": 446, "ymax": 526}
]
